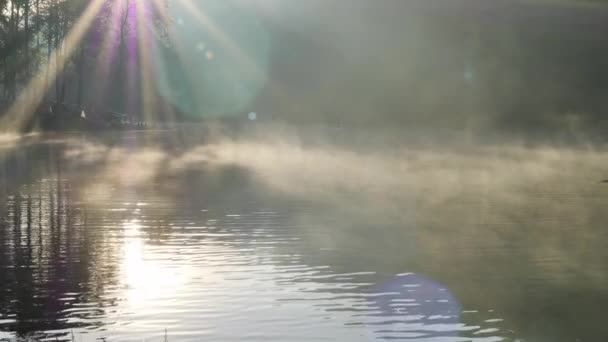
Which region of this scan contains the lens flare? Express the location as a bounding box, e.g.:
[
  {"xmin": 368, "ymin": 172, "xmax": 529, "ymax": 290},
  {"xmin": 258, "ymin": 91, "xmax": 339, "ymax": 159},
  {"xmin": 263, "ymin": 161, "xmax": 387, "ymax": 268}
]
[{"xmin": 153, "ymin": 0, "xmax": 271, "ymax": 118}]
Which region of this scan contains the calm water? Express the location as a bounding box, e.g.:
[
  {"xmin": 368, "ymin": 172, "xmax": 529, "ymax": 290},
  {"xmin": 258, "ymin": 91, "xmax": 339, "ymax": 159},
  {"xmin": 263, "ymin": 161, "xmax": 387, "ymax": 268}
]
[{"xmin": 1, "ymin": 130, "xmax": 608, "ymax": 341}]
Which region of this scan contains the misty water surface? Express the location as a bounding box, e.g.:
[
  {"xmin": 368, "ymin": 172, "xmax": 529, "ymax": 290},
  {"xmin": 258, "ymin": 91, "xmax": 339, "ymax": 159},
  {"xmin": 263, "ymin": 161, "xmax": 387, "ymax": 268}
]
[{"xmin": 1, "ymin": 128, "xmax": 608, "ymax": 341}]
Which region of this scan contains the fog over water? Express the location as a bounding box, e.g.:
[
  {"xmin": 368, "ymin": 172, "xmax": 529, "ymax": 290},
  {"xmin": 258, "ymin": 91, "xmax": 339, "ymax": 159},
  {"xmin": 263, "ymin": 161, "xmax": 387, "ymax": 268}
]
[{"xmin": 0, "ymin": 126, "xmax": 607, "ymax": 341}]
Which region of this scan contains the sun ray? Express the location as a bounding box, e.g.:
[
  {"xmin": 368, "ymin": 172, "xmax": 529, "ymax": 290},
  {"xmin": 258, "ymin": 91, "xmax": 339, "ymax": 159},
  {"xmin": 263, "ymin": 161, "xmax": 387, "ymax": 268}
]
[
  {"xmin": 0, "ymin": 0, "xmax": 107, "ymax": 132},
  {"xmin": 148, "ymin": 0, "xmax": 207, "ymax": 126},
  {"xmin": 145, "ymin": 0, "xmax": 187, "ymax": 150},
  {"xmin": 146, "ymin": 3, "xmax": 180, "ymax": 127},
  {"xmin": 90, "ymin": 0, "xmax": 129, "ymax": 111},
  {"xmin": 134, "ymin": 0, "xmax": 152, "ymax": 121},
  {"xmin": 125, "ymin": 1, "xmax": 139, "ymax": 122}
]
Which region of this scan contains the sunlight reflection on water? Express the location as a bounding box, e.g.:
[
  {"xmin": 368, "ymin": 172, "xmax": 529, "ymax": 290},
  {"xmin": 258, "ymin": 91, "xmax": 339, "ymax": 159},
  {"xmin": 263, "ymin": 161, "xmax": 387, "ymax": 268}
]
[{"xmin": 1, "ymin": 131, "xmax": 608, "ymax": 341}]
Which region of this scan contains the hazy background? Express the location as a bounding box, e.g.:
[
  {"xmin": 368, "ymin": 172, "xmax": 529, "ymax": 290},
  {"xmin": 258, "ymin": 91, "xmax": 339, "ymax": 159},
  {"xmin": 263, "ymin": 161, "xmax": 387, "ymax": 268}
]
[{"xmin": 244, "ymin": 0, "xmax": 608, "ymax": 143}]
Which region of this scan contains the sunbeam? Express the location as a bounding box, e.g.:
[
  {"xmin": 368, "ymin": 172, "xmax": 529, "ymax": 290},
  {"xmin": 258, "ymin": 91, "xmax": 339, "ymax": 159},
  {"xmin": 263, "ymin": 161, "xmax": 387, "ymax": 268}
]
[
  {"xmin": 0, "ymin": 0, "xmax": 106, "ymax": 132},
  {"xmin": 135, "ymin": 0, "xmax": 156, "ymax": 124},
  {"xmin": 90, "ymin": 0, "xmax": 130, "ymax": 111}
]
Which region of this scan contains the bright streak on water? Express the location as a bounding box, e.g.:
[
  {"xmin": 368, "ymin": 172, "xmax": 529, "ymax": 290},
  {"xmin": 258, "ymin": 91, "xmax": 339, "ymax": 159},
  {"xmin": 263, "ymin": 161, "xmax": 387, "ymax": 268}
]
[{"xmin": 1, "ymin": 129, "xmax": 607, "ymax": 341}]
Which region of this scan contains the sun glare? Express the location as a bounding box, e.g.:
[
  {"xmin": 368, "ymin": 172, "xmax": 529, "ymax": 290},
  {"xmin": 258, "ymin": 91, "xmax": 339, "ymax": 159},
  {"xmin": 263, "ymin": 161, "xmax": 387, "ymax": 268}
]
[
  {"xmin": 121, "ymin": 220, "xmax": 187, "ymax": 307},
  {"xmin": 0, "ymin": 0, "xmax": 280, "ymax": 131}
]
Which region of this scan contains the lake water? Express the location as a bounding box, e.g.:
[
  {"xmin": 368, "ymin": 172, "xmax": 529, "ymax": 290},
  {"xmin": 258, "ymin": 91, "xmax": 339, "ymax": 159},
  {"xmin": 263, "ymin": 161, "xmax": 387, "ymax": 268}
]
[{"xmin": 1, "ymin": 129, "xmax": 607, "ymax": 341}]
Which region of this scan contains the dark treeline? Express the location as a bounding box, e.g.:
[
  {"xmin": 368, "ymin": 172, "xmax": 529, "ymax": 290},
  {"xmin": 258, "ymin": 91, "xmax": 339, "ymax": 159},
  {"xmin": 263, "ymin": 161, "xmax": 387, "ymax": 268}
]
[
  {"xmin": 0, "ymin": 0, "xmax": 608, "ymax": 139},
  {"xmin": 0, "ymin": 0, "xmax": 171, "ymax": 127},
  {"xmin": 0, "ymin": 0, "xmax": 100, "ymax": 105}
]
